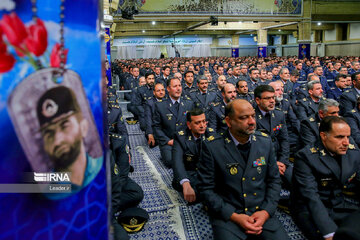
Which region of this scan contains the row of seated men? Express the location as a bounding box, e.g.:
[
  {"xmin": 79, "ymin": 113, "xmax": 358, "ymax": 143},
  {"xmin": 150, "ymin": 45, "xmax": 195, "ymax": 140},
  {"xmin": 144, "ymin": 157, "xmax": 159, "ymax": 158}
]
[{"xmin": 107, "ymin": 56, "xmax": 358, "ymax": 239}]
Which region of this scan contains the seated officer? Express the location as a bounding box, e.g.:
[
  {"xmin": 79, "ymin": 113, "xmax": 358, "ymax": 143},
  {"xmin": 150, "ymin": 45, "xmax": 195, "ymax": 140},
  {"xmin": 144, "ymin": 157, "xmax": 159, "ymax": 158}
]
[
  {"xmin": 144, "ymin": 83, "xmax": 166, "ymax": 148},
  {"xmin": 108, "ymin": 97, "xmax": 129, "ymax": 146},
  {"xmin": 327, "ymin": 74, "xmax": 347, "ymax": 101},
  {"xmin": 189, "ymin": 75, "xmax": 217, "ymax": 116},
  {"xmin": 296, "ymin": 80, "xmax": 324, "ymax": 121},
  {"xmin": 254, "ymin": 85, "xmax": 291, "ymax": 183},
  {"xmin": 208, "ymin": 83, "xmax": 237, "ymax": 134},
  {"xmin": 339, "ymin": 72, "xmax": 360, "ymax": 115},
  {"xmin": 344, "ymin": 96, "xmax": 360, "ymax": 147},
  {"xmin": 172, "ymin": 108, "xmax": 216, "ymax": 203},
  {"xmin": 153, "ymin": 77, "xmax": 194, "ymax": 168},
  {"xmin": 213, "ymin": 75, "xmax": 227, "ymax": 102},
  {"xmin": 111, "ymin": 134, "xmax": 144, "ymax": 240},
  {"xmin": 292, "ymin": 116, "xmax": 360, "ymax": 240},
  {"xmin": 236, "ymin": 79, "xmax": 253, "ymax": 104},
  {"xmin": 300, "ymin": 99, "xmax": 339, "ymax": 148},
  {"xmin": 198, "ymin": 99, "xmax": 289, "ymax": 240}
]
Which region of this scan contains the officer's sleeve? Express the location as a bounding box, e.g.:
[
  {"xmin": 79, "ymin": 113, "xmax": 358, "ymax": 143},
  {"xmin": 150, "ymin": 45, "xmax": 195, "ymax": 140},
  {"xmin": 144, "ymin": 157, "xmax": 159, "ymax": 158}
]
[
  {"xmin": 288, "ymin": 104, "xmax": 300, "ymax": 133},
  {"xmin": 260, "ymin": 140, "xmax": 281, "ymax": 216},
  {"xmin": 296, "ymin": 101, "xmax": 308, "ymax": 121},
  {"xmin": 172, "ymin": 135, "xmax": 188, "ymax": 184},
  {"xmin": 144, "ymin": 101, "xmax": 153, "ymax": 136},
  {"xmin": 207, "ymin": 105, "xmax": 218, "ymax": 132},
  {"xmin": 153, "ymin": 103, "xmax": 171, "ymax": 145},
  {"xmin": 197, "ymin": 141, "xmax": 236, "ymax": 221},
  {"xmin": 116, "ymin": 108, "xmax": 129, "ymax": 137},
  {"xmin": 293, "ymin": 150, "xmax": 338, "ymax": 235},
  {"xmin": 133, "ymin": 90, "xmax": 144, "ymax": 113},
  {"xmin": 124, "ymin": 79, "xmax": 131, "ymax": 100},
  {"xmin": 339, "ymin": 94, "xmax": 353, "ymax": 116},
  {"xmin": 300, "ymin": 119, "xmax": 316, "ymax": 147},
  {"xmin": 345, "ymin": 112, "xmax": 360, "ymax": 147},
  {"xmin": 277, "ymin": 114, "xmax": 290, "ymax": 165}
]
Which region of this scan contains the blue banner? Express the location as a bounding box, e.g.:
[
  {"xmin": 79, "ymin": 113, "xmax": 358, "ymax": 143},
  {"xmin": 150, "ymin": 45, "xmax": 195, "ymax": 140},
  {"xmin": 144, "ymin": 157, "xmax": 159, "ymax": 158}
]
[
  {"xmin": 0, "ymin": 0, "xmax": 108, "ymax": 239},
  {"xmin": 105, "ymin": 27, "xmax": 112, "ymax": 85},
  {"xmin": 299, "ymin": 43, "xmax": 310, "ymax": 59},
  {"xmin": 258, "ymin": 46, "xmax": 267, "ymax": 58},
  {"xmin": 231, "ymin": 48, "xmax": 239, "ymax": 58}
]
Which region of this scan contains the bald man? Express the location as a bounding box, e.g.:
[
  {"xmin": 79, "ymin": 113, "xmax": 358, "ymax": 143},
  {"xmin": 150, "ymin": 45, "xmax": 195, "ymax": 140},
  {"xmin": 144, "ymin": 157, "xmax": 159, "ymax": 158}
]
[{"xmin": 198, "ymin": 99, "xmax": 289, "ymax": 240}]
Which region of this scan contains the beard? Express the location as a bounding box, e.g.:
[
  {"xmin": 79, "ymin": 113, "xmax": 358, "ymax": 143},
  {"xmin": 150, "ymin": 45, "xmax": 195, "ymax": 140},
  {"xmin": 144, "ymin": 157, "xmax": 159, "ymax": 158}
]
[
  {"xmin": 275, "ymin": 95, "xmax": 283, "ymax": 102},
  {"xmin": 49, "ymin": 137, "xmax": 82, "ymax": 170}
]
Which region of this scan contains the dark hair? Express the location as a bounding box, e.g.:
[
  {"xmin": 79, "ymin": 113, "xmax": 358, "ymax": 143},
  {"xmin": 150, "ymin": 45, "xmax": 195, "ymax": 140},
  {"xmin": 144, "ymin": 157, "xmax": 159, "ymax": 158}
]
[
  {"xmin": 291, "ymin": 69, "xmax": 300, "ymax": 76},
  {"xmin": 167, "ymin": 77, "xmax": 180, "ymax": 87},
  {"xmin": 163, "ymin": 66, "xmax": 171, "ymax": 71},
  {"xmin": 319, "ymin": 116, "xmax": 348, "ymax": 134},
  {"xmin": 145, "ymin": 72, "xmax": 155, "ymax": 79},
  {"xmin": 186, "ymin": 108, "xmax": 205, "ymax": 122},
  {"xmin": 254, "ymin": 85, "xmax": 275, "ymax": 99},
  {"xmin": 249, "ymin": 68, "xmax": 259, "ymax": 75},
  {"xmin": 185, "ymin": 71, "xmax": 194, "ymax": 77},
  {"xmin": 352, "ymin": 72, "xmax": 360, "ymax": 81},
  {"xmin": 335, "ymin": 74, "xmax": 347, "ymax": 82},
  {"xmin": 236, "ymin": 79, "xmax": 247, "ymax": 88}
]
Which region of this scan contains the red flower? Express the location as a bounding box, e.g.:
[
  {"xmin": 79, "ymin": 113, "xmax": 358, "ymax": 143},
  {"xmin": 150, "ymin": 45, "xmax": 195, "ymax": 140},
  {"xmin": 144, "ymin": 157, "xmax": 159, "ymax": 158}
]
[
  {"xmin": 0, "ymin": 52, "xmax": 16, "ymax": 73},
  {"xmin": 25, "ymin": 18, "xmax": 48, "ymax": 57},
  {"xmin": 0, "ymin": 41, "xmax": 7, "ymax": 54},
  {"xmin": 0, "ymin": 12, "xmax": 28, "ymax": 47},
  {"xmin": 50, "ymin": 43, "xmax": 69, "ymax": 68}
]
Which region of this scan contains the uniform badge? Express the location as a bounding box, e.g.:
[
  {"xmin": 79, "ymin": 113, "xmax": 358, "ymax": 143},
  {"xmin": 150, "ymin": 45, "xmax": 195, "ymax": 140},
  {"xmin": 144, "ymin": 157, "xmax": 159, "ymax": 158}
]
[
  {"xmin": 257, "ymin": 166, "xmax": 262, "ymax": 174},
  {"xmin": 321, "ymin": 180, "xmax": 328, "ymax": 187},
  {"xmin": 310, "ymin": 147, "xmax": 317, "ymax": 153},
  {"xmin": 120, "ymin": 116, "xmax": 123, "ymax": 122},
  {"xmin": 261, "ymin": 132, "xmax": 268, "ymax": 137},
  {"xmin": 271, "ymin": 113, "xmax": 275, "ymax": 118},
  {"xmin": 309, "ymin": 117, "xmax": 315, "ymax": 122},
  {"xmin": 188, "ymin": 136, "xmax": 192, "ymax": 141},
  {"xmin": 125, "ymin": 145, "xmax": 130, "ymax": 154},
  {"xmin": 253, "ymin": 157, "xmax": 266, "ymax": 167},
  {"xmin": 186, "ymin": 155, "xmax": 193, "ymax": 162},
  {"xmin": 178, "ymin": 130, "xmax": 184, "ymax": 135},
  {"xmin": 320, "ymin": 149, "xmax": 326, "ymax": 156},
  {"xmin": 114, "ymin": 163, "xmax": 119, "ymax": 175},
  {"xmin": 258, "ymin": 115, "xmax": 262, "ymax": 120},
  {"xmin": 348, "ymin": 172, "xmax": 356, "ymax": 182},
  {"xmin": 230, "ymin": 166, "xmax": 238, "ymax": 175},
  {"xmin": 207, "ymin": 136, "xmax": 214, "ymax": 141},
  {"xmin": 167, "ymin": 114, "xmax": 173, "ymax": 120},
  {"xmin": 222, "ymin": 119, "xmax": 226, "ymax": 124},
  {"xmin": 225, "ymin": 138, "xmax": 231, "ymax": 143},
  {"xmin": 208, "ymin": 128, "xmax": 214, "ymax": 132},
  {"xmin": 130, "ymin": 217, "xmax": 138, "ymax": 226},
  {"xmin": 252, "ymin": 135, "xmax": 256, "ymax": 141},
  {"xmin": 351, "ymin": 109, "xmax": 356, "ymax": 113},
  {"xmin": 348, "ymin": 144, "xmax": 355, "ymax": 149},
  {"xmin": 303, "ymin": 98, "xmax": 307, "ymax": 101}
]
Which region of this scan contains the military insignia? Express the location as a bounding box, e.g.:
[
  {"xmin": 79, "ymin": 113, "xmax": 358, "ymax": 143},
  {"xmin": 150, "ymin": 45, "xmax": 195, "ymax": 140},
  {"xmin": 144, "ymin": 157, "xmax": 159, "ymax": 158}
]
[
  {"xmin": 252, "ymin": 135, "xmax": 256, "ymax": 141},
  {"xmin": 167, "ymin": 114, "xmax": 173, "ymax": 120},
  {"xmin": 303, "ymin": 98, "xmax": 307, "ymax": 101},
  {"xmin": 42, "ymin": 99, "xmax": 58, "ymax": 117},
  {"xmin": 309, "ymin": 117, "xmax": 315, "ymax": 122},
  {"xmin": 225, "ymin": 138, "xmax": 231, "ymax": 143},
  {"xmin": 348, "ymin": 172, "xmax": 356, "ymax": 182},
  {"xmin": 130, "ymin": 218, "xmax": 138, "ymax": 226},
  {"xmin": 320, "ymin": 149, "xmax": 326, "ymax": 156},
  {"xmin": 351, "ymin": 109, "xmax": 356, "ymax": 113},
  {"xmin": 125, "ymin": 145, "xmax": 130, "ymax": 154},
  {"xmin": 348, "ymin": 144, "xmax": 355, "ymax": 149},
  {"xmin": 114, "ymin": 163, "xmax": 119, "ymax": 175},
  {"xmin": 310, "ymin": 147, "xmax": 317, "ymax": 153},
  {"xmin": 178, "ymin": 130, "xmax": 184, "ymax": 135},
  {"xmin": 321, "ymin": 180, "xmax": 328, "ymax": 187},
  {"xmin": 186, "ymin": 155, "xmax": 193, "ymax": 162},
  {"xmin": 253, "ymin": 157, "xmax": 266, "ymax": 167},
  {"xmin": 207, "ymin": 136, "xmax": 214, "ymax": 141},
  {"xmin": 222, "ymin": 119, "xmax": 226, "ymax": 124},
  {"xmin": 230, "ymin": 166, "xmax": 238, "ymax": 175},
  {"xmin": 148, "ymin": 97, "xmax": 151, "ymax": 99},
  {"xmin": 208, "ymin": 128, "xmax": 214, "ymax": 132},
  {"xmin": 188, "ymin": 136, "xmax": 192, "ymax": 141},
  {"xmin": 261, "ymin": 132, "xmax": 268, "ymax": 137},
  {"xmin": 271, "ymin": 113, "xmax": 275, "ymax": 118},
  {"xmin": 258, "ymin": 114, "xmax": 262, "ymax": 120},
  {"xmin": 257, "ymin": 166, "xmax": 262, "ymax": 174}
]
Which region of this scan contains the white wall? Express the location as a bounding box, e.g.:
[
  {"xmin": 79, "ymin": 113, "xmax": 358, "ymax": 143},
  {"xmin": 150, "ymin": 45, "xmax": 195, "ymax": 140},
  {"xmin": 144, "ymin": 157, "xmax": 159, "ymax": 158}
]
[
  {"xmin": 324, "ymin": 29, "xmax": 336, "ymax": 41},
  {"xmin": 349, "ymin": 23, "xmax": 360, "ymax": 40}
]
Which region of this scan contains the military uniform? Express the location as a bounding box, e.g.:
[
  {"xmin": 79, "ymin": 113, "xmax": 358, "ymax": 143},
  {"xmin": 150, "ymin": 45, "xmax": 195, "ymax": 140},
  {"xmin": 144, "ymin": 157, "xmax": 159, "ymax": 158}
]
[
  {"xmin": 237, "ymin": 93, "xmax": 253, "ymax": 104},
  {"xmin": 344, "ymin": 108, "xmax": 360, "ymax": 147},
  {"xmin": 124, "ymin": 76, "xmax": 139, "ymax": 101},
  {"xmin": 172, "ymin": 128, "xmax": 217, "ymax": 197},
  {"xmin": 299, "ymin": 114, "xmax": 321, "ymax": 148},
  {"xmin": 292, "ymin": 141, "xmax": 360, "ymax": 239},
  {"xmin": 327, "ymin": 87, "xmax": 343, "ymax": 101},
  {"xmin": 339, "ymin": 87, "xmax": 360, "ymax": 115},
  {"xmin": 207, "ymin": 101, "xmax": 228, "ymax": 134},
  {"xmin": 153, "ymin": 97, "xmax": 194, "ymax": 167},
  {"xmin": 143, "ymin": 96, "xmax": 163, "ymax": 139},
  {"xmin": 246, "ymin": 79, "xmax": 259, "ymax": 96},
  {"xmin": 296, "ymin": 96, "xmax": 320, "ymax": 121},
  {"xmin": 198, "ymin": 131, "xmax": 288, "ymax": 240},
  {"xmin": 133, "ymin": 85, "xmax": 154, "ymax": 131},
  {"xmin": 108, "ymin": 101, "xmax": 128, "ymax": 147},
  {"xmin": 111, "ymin": 136, "xmax": 144, "ymax": 240},
  {"xmin": 189, "ymin": 90, "xmax": 217, "ymax": 116},
  {"xmin": 182, "ymin": 83, "xmax": 197, "ymax": 99}
]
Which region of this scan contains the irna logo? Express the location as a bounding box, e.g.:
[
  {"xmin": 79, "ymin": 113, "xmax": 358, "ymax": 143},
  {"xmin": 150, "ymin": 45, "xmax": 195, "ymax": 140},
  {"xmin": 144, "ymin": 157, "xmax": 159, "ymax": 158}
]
[{"xmin": 34, "ymin": 172, "xmax": 71, "ymax": 182}]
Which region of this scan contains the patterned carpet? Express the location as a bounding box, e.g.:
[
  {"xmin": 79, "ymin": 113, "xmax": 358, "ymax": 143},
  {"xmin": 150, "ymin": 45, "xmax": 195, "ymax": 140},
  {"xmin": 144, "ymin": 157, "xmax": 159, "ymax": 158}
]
[{"xmin": 124, "ymin": 121, "xmax": 307, "ymax": 240}]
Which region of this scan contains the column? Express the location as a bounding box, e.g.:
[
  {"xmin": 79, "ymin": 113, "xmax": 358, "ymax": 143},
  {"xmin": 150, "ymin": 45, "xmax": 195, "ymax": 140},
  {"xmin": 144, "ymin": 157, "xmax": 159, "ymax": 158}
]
[
  {"xmin": 257, "ymin": 29, "xmax": 267, "ymax": 58},
  {"xmin": 297, "ymin": 0, "xmax": 312, "ymax": 59}
]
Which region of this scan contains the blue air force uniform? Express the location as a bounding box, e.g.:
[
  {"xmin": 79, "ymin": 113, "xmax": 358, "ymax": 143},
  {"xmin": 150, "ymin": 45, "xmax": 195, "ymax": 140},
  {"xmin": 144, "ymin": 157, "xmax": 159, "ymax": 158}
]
[
  {"xmin": 339, "ymin": 87, "xmax": 360, "ymax": 115},
  {"xmin": 296, "ymin": 96, "xmax": 320, "ymax": 121},
  {"xmin": 198, "ymin": 131, "xmax": 289, "ymax": 240},
  {"xmin": 153, "ymin": 97, "xmax": 194, "ymax": 167},
  {"xmin": 208, "ymin": 101, "xmax": 228, "ymax": 134},
  {"xmin": 292, "ymin": 142, "xmax": 360, "ymax": 239},
  {"xmin": 134, "ymin": 85, "xmax": 154, "ymax": 131},
  {"xmin": 299, "ymin": 114, "xmax": 321, "ymax": 148},
  {"xmin": 344, "ymin": 108, "xmax": 360, "ymax": 147},
  {"xmin": 189, "ymin": 90, "xmax": 217, "ymax": 116}
]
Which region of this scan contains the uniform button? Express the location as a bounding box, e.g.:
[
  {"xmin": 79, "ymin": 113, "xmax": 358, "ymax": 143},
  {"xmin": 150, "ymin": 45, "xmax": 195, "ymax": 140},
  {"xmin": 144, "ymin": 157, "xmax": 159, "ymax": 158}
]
[
  {"xmin": 252, "ymin": 177, "xmax": 255, "ymax": 181},
  {"xmin": 245, "ymin": 208, "xmax": 248, "ymax": 211},
  {"xmin": 242, "ymin": 178, "xmax": 246, "ymax": 181},
  {"xmin": 344, "ymin": 185, "xmax": 347, "ymax": 189},
  {"xmin": 253, "ymin": 193, "xmax": 257, "ymax": 196},
  {"xmin": 243, "ymin": 194, "xmax": 247, "ymax": 197},
  {"xmin": 255, "ymin": 206, "xmax": 259, "ymax": 209}
]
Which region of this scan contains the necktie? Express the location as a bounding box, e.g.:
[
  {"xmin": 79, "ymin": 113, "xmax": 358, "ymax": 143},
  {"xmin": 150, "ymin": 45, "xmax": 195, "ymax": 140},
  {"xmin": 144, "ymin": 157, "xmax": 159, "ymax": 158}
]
[
  {"xmin": 196, "ymin": 138, "xmax": 201, "ymax": 152},
  {"xmin": 237, "ymin": 142, "xmax": 251, "ymax": 161},
  {"xmin": 174, "ymin": 101, "xmax": 179, "ymax": 113}
]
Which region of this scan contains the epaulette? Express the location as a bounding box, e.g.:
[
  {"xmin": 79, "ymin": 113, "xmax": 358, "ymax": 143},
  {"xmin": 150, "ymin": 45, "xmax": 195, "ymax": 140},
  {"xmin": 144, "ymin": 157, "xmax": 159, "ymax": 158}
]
[
  {"xmin": 255, "ymin": 131, "xmax": 269, "ymax": 138},
  {"xmin": 309, "ymin": 147, "xmax": 317, "ymax": 153}
]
